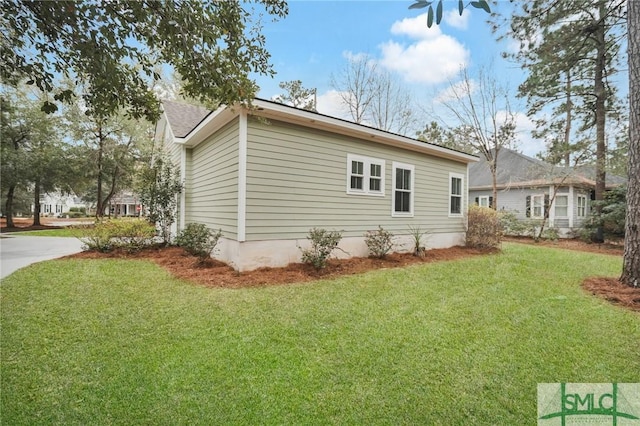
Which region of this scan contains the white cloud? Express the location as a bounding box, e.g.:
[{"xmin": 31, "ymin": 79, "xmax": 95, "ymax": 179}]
[
  {"xmin": 390, "ymin": 13, "xmax": 444, "ymax": 39},
  {"xmin": 511, "ymin": 112, "xmax": 546, "ymax": 157},
  {"xmin": 444, "ymin": 9, "xmax": 470, "ymax": 30},
  {"xmin": 379, "ymin": 13, "xmax": 470, "ymax": 85},
  {"xmin": 316, "ymin": 89, "xmax": 351, "ymax": 120}
]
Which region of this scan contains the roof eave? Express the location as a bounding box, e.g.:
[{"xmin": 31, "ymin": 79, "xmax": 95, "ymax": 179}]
[
  {"xmin": 179, "ymin": 100, "xmax": 478, "ymax": 164},
  {"xmin": 250, "ymin": 99, "xmax": 478, "ymax": 164}
]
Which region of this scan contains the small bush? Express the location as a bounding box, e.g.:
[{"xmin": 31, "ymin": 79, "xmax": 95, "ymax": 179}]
[
  {"xmin": 407, "ymin": 225, "xmax": 430, "ymax": 257},
  {"xmin": 300, "ymin": 228, "xmax": 343, "ymax": 270},
  {"xmin": 466, "ymin": 206, "xmax": 501, "ymax": 249},
  {"xmin": 175, "ymin": 223, "xmax": 223, "ymax": 262},
  {"xmin": 364, "ymin": 226, "xmax": 395, "ymax": 258},
  {"xmin": 79, "ymin": 219, "xmax": 156, "ymax": 253},
  {"xmin": 498, "ymin": 211, "xmax": 529, "ymax": 236}
]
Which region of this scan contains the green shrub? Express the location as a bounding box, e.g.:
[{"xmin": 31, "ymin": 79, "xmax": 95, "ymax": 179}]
[
  {"xmin": 498, "ymin": 211, "xmax": 529, "ymax": 236},
  {"xmin": 539, "ymin": 226, "xmax": 559, "ymax": 241},
  {"xmin": 407, "ymin": 225, "xmax": 430, "ymax": 257},
  {"xmin": 466, "ymin": 206, "xmax": 501, "ymax": 249},
  {"xmin": 175, "ymin": 223, "xmax": 223, "ymax": 262},
  {"xmin": 79, "ymin": 219, "xmax": 157, "ymax": 253},
  {"xmin": 364, "ymin": 226, "xmax": 395, "ymax": 258},
  {"xmin": 300, "ymin": 228, "xmax": 343, "ymax": 270}
]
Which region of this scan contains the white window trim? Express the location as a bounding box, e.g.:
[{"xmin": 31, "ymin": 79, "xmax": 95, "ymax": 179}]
[
  {"xmin": 346, "ymin": 154, "xmax": 385, "ymax": 197},
  {"xmin": 577, "ymin": 195, "xmax": 588, "ymax": 217},
  {"xmin": 531, "ymin": 194, "xmax": 545, "ymax": 219},
  {"xmin": 449, "ymin": 172, "xmax": 465, "ymax": 217},
  {"xmin": 391, "ymin": 162, "xmax": 415, "ymax": 217},
  {"xmin": 478, "ymin": 195, "xmax": 490, "ymax": 207},
  {"xmin": 554, "ymin": 194, "xmax": 569, "ymax": 218}
]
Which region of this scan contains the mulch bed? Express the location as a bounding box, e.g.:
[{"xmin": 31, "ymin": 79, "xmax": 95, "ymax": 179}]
[
  {"xmin": 69, "ymin": 245, "xmax": 493, "ymax": 288},
  {"xmin": 5, "ymin": 215, "xmax": 636, "ymax": 312}
]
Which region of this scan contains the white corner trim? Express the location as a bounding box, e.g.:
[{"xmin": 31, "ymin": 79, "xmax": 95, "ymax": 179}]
[
  {"xmin": 179, "ymin": 145, "xmax": 187, "ymax": 231},
  {"xmin": 238, "ymin": 111, "xmax": 248, "ymax": 242}
]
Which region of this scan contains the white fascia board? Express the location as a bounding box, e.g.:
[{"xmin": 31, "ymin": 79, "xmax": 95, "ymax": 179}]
[
  {"xmin": 250, "ymin": 99, "xmax": 479, "ymax": 164},
  {"xmin": 177, "ymin": 105, "xmax": 238, "ymax": 148}
]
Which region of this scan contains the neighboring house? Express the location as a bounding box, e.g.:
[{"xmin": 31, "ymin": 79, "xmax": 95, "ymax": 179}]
[
  {"xmin": 469, "ymin": 148, "xmax": 626, "ymax": 236},
  {"xmin": 107, "ymin": 191, "xmax": 142, "ymax": 217},
  {"xmin": 155, "ymin": 98, "xmax": 478, "ymax": 271},
  {"xmin": 37, "ymin": 192, "xmax": 86, "ymax": 217}
]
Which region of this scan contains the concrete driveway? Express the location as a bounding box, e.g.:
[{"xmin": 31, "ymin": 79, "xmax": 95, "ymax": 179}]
[{"xmin": 0, "ymin": 235, "xmax": 84, "ymax": 279}]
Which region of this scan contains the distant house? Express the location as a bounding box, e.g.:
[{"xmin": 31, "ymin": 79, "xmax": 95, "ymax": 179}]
[
  {"xmin": 155, "ymin": 99, "xmax": 478, "ymax": 271},
  {"xmin": 107, "ymin": 191, "xmax": 142, "ymax": 217},
  {"xmin": 469, "ymin": 148, "xmax": 626, "ymax": 236},
  {"xmin": 37, "ymin": 192, "xmax": 86, "ymax": 217}
]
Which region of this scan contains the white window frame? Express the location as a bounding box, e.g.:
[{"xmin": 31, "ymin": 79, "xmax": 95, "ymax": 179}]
[
  {"xmin": 449, "ymin": 172, "xmax": 465, "ymax": 217},
  {"xmin": 346, "ymin": 154, "xmax": 385, "ymax": 197},
  {"xmin": 532, "ymin": 194, "xmax": 545, "ymax": 218},
  {"xmin": 577, "ymin": 195, "xmax": 587, "ymax": 217},
  {"xmin": 478, "ymin": 195, "xmax": 490, "ymax": 208},
  {"xmin": 392, "ymin": 162, "xmax": 415, "ymax": 217},
  {"xmin": 554, "ymin": 195, "xmax": 569, "ymax": 218}
]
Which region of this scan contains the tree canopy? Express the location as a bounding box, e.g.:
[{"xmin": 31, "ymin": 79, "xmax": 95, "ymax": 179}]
[{"xmin": 1, "ymin": 0, "xmax": 288, "ymax": 121}]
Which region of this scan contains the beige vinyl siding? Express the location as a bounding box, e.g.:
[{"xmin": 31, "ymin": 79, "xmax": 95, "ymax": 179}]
[
  {"xmin": 185, "ymin": 118, "xmax": 239, "ymax": 239},
  {"xmin": 245, "ymin": 117, "xmax": 468, "ymax": 241}
]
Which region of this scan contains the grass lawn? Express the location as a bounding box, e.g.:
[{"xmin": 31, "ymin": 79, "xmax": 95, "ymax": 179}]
[
  {"xmin": 5, "ymin": 228, "xmax": 81, "ymax": 237},
  {"xmin": 1, "ymin": 243, "xmax": 638, "ymax": 424}
]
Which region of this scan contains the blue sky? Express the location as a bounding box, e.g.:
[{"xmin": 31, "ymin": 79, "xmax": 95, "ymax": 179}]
[{"xmin": 250, "ymin": 1, "xmax": 548, "ymax": 154}]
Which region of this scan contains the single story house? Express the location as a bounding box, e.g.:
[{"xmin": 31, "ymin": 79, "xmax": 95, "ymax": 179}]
[
  {"xmin": 36, "ymin": 192, "xmax": 86, "ymax": 217},
  {"xmin": 469, "ymin": 148, "xmax": 625, "ymax": 236},
  {"xmin": 155, "ymin": 99, "xmax": 478, "ymax": 271}
]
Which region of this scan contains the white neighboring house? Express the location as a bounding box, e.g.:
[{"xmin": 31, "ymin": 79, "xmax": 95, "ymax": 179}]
[
  {"xmin": 106, "ymin": 191, "xmax": 142, "ymax": 217},
  {"xmin": 37, "ymin": 192, "xmax": 87, "ymax": 217},
  {"xmin": 468, "ymin": 148, "xmax": 626, "ymax": 237}
]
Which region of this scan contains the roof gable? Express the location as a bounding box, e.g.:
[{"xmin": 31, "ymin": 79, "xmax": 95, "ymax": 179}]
[{"xmin": 161, "ymin": 99, "xmax": 212, "ymax": 138}]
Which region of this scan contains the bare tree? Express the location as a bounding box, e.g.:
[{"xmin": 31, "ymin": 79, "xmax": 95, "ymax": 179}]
[
  {"xmin": 330, "ymin": 53, "xmax": 377, "ymax": 124},
  {"xmin": 437, "ymin": 66, "xmax": 516, "ymax": 209},
  {"xmin": 369, "ymin": 70, "xmax": 417, "ymax": 135},
  {"xmin": 330, "ymin": 53, "xmax": 416, "ymax": 135}
]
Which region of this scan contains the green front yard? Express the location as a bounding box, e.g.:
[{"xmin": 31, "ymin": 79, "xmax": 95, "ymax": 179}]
[{"xmin": 1, "ymin": 243, "xmax": 638, "ymax": 424}]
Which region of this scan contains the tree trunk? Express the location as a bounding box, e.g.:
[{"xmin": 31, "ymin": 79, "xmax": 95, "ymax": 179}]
[
  {"xmin": 621, "ymin": 0, "xmax": 640, "ymax": 287},
  {"xmin": 5, "ymin": 185, "xmax": 16, "ymax": 228},
  {"xmin": 592, "ymin": 1, "xmax": 607, "ymax": 244},
  {"xmin": 32, "ymin": 178, "xmax": 41, "ymax": 226},
  {"xmin": 563, "ymin": 70, "xmax": 572, "ymax": 167},
  {"xmin": 95, "ymin": 125, "xmax": 104, "ymax": 218},
  {"xmin": 490, "ymin": 148, "xmax": 499, "ymax": 210}
]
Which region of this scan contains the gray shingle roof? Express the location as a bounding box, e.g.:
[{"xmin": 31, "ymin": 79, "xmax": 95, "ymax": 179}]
[
  {"xmin": 469, "ymin": 148, "xmax": 625, "ymax": 190},
  {"xmin": 161, "ymin": 99, "xmax": 212, "ymax": 138}
]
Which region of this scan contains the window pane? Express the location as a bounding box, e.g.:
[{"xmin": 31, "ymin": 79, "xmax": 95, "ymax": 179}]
[
  {"xmin": 396, "ymin": 168, "xmax": 411, "ymax": 190},
  {"xmin": 395, "ymin": 191, "xmax": 410, "ymax": 212},
  {"xmin": 370, "ymin": 163, "xmax": 381, "ymax": 177},
  {"xmin": 370, "ymin": 178, "xmax": 380, "ymax": 192},
  {"xmin": 396, "ymin": 169, "xmax": 404, "ymax": 189},
  {"xmin": 351, "ymin": 176, "xmax": 363, "ymax": 190},
  {"xmin": 352, "ymin": 161, "xmax": 363, "ymax": 175},
  {"xmin": 451, "ymin": 177, "xmax": 461, "ymax": 195},
  {"xmin": 555, "ymin": 196, "xmax": 568, "ymax": 217},
  {"xmin": 451, "ymin": 196, "xmax": 461, "ymax": 214},
  {"xmin": 479, "ymin": 197, "xmax": 488, "ymax": 207}
]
